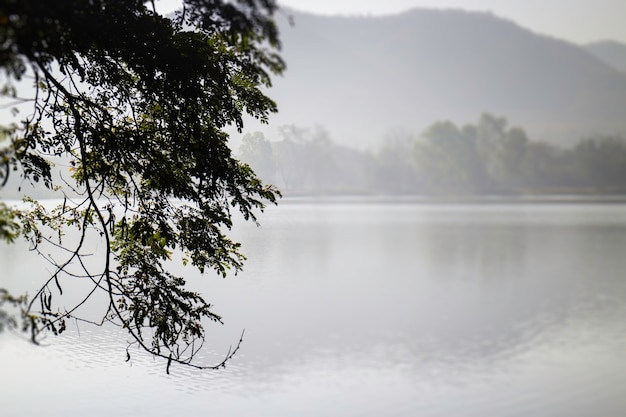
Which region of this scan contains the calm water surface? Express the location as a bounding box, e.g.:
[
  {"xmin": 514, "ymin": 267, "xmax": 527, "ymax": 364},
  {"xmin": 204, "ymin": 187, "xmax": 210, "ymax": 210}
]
[{"xmin": 1, "ymin": 198, "xmax": 626, "ymax": 416}]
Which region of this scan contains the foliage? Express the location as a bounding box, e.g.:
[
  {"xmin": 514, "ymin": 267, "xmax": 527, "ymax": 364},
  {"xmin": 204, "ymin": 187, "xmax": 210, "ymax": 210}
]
[
  {"xmin": 0, "ymin": 0, "xmax": 283, "ymax": 372},
  {"xmin": 239, "ymin": 131, "xmax": 276, "ymax": 182},
  {"xmin": 241, "ymin": 115, "xmax": 626, "ymax": 196},
  {"xmin": 241, "ymin": 125, "xmax": 375, "ymax": 194},
  {"xmin": 0, "ymin": 202, "xmax": 19, "ymax": 242}
]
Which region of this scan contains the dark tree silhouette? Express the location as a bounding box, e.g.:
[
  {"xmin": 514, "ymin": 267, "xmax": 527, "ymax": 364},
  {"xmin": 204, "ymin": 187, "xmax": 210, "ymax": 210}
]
[{"xmin": 0, "ymin": 0, "xmax": 284, "ymax": 372}]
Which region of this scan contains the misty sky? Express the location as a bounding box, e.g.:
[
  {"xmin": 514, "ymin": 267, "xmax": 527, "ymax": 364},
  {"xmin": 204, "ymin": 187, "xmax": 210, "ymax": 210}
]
[{"xmin": 157, "ymin": 0, "xmax": 626, "ymax": 45}]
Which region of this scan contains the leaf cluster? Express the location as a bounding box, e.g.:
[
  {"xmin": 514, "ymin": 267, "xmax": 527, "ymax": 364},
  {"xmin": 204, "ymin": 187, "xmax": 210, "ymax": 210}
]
[{"xmin": 0, "ymin": 0, "xmax": 284, "ymax": 371}]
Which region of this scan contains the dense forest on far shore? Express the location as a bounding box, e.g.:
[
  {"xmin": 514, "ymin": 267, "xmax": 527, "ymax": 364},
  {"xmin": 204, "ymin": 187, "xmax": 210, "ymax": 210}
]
[{"xmin": 239, "ymin": 114, "xmax": 626, "ymax": 196}]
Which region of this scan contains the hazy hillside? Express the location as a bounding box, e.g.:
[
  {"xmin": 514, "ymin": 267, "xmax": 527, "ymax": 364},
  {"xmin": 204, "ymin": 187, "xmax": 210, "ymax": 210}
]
[
  {"xmin": 257, "ymin": 9, "xmax": 626, "ymax": 147},
  {"xmin": 585, "ymin": 41, "xmax": 626, "ymax": 73}
]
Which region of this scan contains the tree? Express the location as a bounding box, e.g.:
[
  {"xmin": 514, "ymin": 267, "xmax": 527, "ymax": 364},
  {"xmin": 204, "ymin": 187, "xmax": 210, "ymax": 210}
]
[
  {"xmin": 0, "ymin": 0, "xmax": 284, "ymax": 372},
  {"xmin": 272, "ymin": 124, "xmax": 309, "ymax": 190},
  {"xmin": 375, "ymin": 129, "xmax": 418, "ymax": 194},
  {"xmin": 415, "ymin": 121, "xmax": 476, "ymax": 193},
  {"xmin": 571, "ymin": 136, "xmax": 626, "ymax": 191},
  {"xmin": 238, "ymin": 131, "xmax": 276, "ymax": 183}
]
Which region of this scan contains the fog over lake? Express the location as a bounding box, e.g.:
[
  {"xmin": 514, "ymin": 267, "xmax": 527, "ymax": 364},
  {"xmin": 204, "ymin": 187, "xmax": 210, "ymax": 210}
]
[
  {"xmin": 1, "ymin": 198, "xmax": 625, "ymax": 416},
  {"xmin": 3, "ymin": 2, "xmax": 626, "ymax": 416}
]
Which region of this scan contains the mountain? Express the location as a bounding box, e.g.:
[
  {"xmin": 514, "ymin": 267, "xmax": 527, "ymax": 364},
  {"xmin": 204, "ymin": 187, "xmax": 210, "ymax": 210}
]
[
  {"xmin": 256, "ymin": 9, "xmax": 626, "ymax": 147},
  {"xmin": 585, "ymin": 41, "xmax": 626, "ymax": 73}
]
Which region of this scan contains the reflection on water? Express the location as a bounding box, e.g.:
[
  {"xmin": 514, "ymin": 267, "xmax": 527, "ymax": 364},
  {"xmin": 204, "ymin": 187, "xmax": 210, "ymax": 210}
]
[{"xmin": 1, "ymin": 198, "xmax": 626, "ymax": 416}]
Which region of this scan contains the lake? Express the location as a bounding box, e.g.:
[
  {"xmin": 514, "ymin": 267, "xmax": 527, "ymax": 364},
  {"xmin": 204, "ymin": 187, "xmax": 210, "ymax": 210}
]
[{"xmin": 1, "ymin": 197, "xmax": 626, "ymax": 416}]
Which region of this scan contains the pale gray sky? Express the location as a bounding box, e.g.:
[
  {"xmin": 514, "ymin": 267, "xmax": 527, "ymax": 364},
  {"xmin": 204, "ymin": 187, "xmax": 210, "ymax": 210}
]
[{"xmin": 156, "ymin": 0, "xmax": 626, "ymax": 44}]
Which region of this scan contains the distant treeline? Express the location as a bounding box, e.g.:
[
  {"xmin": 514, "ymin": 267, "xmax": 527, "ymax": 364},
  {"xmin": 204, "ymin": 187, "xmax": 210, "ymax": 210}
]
[{"xmin": 239, "ymin": 114, "xmax": 626, "ymax": 196}]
